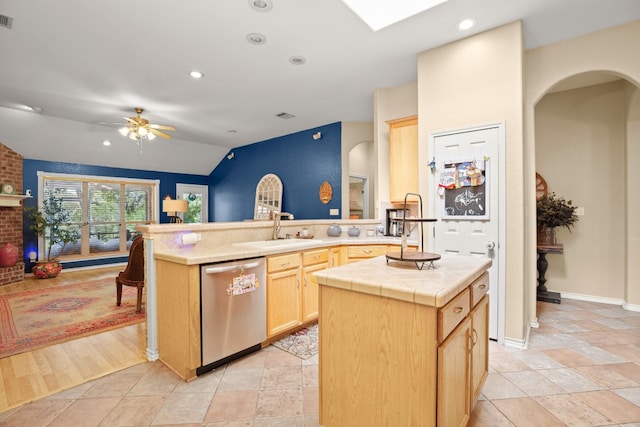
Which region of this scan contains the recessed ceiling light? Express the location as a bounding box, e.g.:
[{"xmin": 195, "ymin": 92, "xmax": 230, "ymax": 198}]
[
  {"xmin": 102, "ymin": 140, "xmax": 111, "ymax": 146},
  {"xmin": 276, "ymin": 112, "xmax": 295, "ymax": 119},
  {"xmin": 189, "ymin": 70, "xmax": 204, "ymax": 79},
  {"xmin": 228, "ymin": 129, "xmax": 237, "ymax": 133},
  {"xmin": 289, "ymin": 56, "xmax": 306, "ymax": 65},
  {"xmin": 249, "ymin": 0, "xmax": 272, "ymax": 12},
  {"xmin": 457, "ymin": 18, "xmax": 475, "ymax": 31},
  {"xmin": 246, "ymin": 33, "xmax": 267, "ymax": 45}
]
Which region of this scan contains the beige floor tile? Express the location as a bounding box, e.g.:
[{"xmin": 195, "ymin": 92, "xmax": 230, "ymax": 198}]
[
  {"xmin": 48, "ymin": 397, "xmax": 120, "ymax": 427},
  {"xmin": 252, "ymin": 416, "xmax": 304, "ymax": 426},
  {"xmin": 256, "ymin": 388, "xmax": 303, "ymax": 419},
  {"xmin": 614, "ymin": 387, "xmax": 640, "ymax": 406},
  {"xmin": 480, "ymin": 373, "xmax": 527, "ymax": 400},
  {"xmin": 600, "ymin": 344, "xmax": 640, "ymax": 362},
  {"xmin": 216, "ymin": 367, "xmax": 263, "ymax": 392},
  {"xmin": 261, "ymin": 366, "xmax": 302, "ymax": 389},
  {"xmin": 98, "ymin": 395, "xmax": 167, "ymax": 427},
  {"xmin": 491, "ymin": 397, "xmax": 567, "ymax": 427},
  {"xmin": 174, "ymin": 368, "xmax": 224, "ymax": 393},
  {"xmin": 511, "ymin": 349, "xmax": 565, "ymax": 370},
  {"xmin": 302, "ymin": 365, "xmax": 318, "ymax": 387},
  {"xmin": 303, "ymin": 386, "xmax": 318, "ymax": 416},
  {"xmin": 573, "ymin": 390, "xmax": 640, "ymax": 423},
  {"xmin": 541, "ymin": 348, "xmax": 598, "ymax": 368},
  {"xmin": 226, "ymin": 349, "xmax": 267, "ymax": 369},
  {"xmin": 488, "ymin": 353, "xmax": 532, "ymax": 372},
  {"xmin": 502, "ymin": 370, "xmax": 566, "ymax": 396},
  {"xmin": 576, "ymin": 365, "xmax": 640, "ymax": 388},
  {"xmin": 264, "ymin": 348, "xmax": 303, "ymax": 368},
  {"xmin": 0, "ymin": 399, "xmax": 72, "ymax": 426},
  {"xmin": 568, "ymin": 346, "xmax": 627, "ymax": 364},
  {"xmin": 204, "ymin": 390, "xmax": 259, "ymax": 423},
  {"xmin": 127, "ymin": 363, "xmax": 182, "ymax": 396},
  {"xmin": 468, "ymin": 400, "xmax": 515, "ymax": 426},
  {"xmin": 534, "ymin": 394, "xmax": 613, "ymax": 426},
  {"xmin": 151, "ymin": 392, "xmax": 213, "ymax": 425},
  {"xmin": 537, "ymin": 368, "xmax": 604, "ymax": 393},
  {"xmin": 82, "ymin": 370, "xmax": 143, "ymax": 398}
]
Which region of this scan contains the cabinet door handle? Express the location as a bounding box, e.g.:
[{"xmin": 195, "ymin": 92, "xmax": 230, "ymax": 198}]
[
  {"xmin": 364, "ymin": 249, "xmax": 373, "ymax": 254},
  {"xmin": 453, "ymin": 306, "xmax": 463, "ymax": 314},
  {"xmin": 479, "ymin": 284, "xmax": 486, "ymax": 290},
  {"xmin": 472, "ymin": 329, "xmax": 478, "ymax": 346},
  {"xmin": 281, "ymin": 261, "xmax": 290, "ymax": 267}
]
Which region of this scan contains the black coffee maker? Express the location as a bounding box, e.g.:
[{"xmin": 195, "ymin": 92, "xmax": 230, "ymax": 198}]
[{"xmin": 386, "ymin": 208, "xmax": 409, "ymax": 236}]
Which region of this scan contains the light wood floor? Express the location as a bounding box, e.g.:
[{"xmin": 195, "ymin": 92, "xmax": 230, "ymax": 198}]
[{"xmin": 0, "ymin": 267, "xmax": 147, "ymax": 413}]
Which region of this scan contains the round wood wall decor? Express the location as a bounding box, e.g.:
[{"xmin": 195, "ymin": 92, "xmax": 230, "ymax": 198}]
[{"xmin": 319, "ymin": 181, "xmax": 332, "ymax": 204}]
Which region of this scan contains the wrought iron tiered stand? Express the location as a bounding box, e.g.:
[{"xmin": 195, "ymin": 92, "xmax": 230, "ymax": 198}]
[{"xmin": 385, "ymin": 192, "xmax": 439, "ymax": 270}]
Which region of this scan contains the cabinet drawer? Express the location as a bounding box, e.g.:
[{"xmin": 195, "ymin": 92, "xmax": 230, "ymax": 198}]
[
  {"xmin": 470, "ymin": 272, "xmax": 489, "ymax": 308},
  {"xmin": 267, "ymin": 253, "xmax": 300, "ymax": 273},
  {"xmin": 348, "ymin": 245, "xmax": 387, "ymax": 259},
  {"xmin": 302, "ymin": 249, "xmax": 329, "ymax": 266},
  {"xmin": 438, "ymin": 288, "xmax": 470, "ymax": 342}
]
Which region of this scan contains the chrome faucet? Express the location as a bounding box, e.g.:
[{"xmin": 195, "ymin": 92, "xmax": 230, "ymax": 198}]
[{"xmin": 272, "ymin": 212, "xmax": 294, "ymax": 239}]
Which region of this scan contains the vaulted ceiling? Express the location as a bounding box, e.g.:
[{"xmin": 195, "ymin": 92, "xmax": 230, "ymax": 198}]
[{"xmin": 1, "ymin": 0, "xmax": 639, "ymax": 175}]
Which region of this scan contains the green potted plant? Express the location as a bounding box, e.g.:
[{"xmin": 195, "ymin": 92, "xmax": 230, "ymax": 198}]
[
  {"xmin": 536, "ymin": 192, "xmax": 579, "ymax": 245},
  {"xmin": 25, "ymin": 190, "xmax": 81, "ymax": 278}
]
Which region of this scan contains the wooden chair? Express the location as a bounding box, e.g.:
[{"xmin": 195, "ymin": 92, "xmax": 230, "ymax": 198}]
[{"xmin": 116, "ymin": 236, "xmax": 145, "ymax": 313}]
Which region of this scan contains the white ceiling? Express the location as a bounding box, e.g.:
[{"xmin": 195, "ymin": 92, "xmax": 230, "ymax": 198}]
[{"xmin": 1, "ymin": 0, "xmax": 639, "ymax": 175}]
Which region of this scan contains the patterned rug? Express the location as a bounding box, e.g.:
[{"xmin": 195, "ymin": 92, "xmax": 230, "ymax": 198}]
[
  {"xmin": 0, "ymin": 278, "xmax": 145, "ymax": 358},
  {"xmin": 272, "ymin": 323, "xmax": 318, "ymax": 359}
]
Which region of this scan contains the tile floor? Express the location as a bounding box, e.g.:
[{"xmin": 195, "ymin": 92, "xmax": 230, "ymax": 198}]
[{"xmin": 1, "ymin": 298, "xmax": 640, "ymax": 426}]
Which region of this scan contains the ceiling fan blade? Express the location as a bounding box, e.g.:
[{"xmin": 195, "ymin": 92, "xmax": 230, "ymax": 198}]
[
  {"xmin": 149, "ymin": 128, "xmax": 172, "ymax": 139},
  {"xmin": 150, "ymin": 124, "xmax": 176, "ymax": 131}
]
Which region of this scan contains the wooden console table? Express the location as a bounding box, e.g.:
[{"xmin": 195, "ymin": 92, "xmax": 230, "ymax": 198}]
[{"xmin": 537, "ymin": 243, "xmax": 563, "ymax": 304}]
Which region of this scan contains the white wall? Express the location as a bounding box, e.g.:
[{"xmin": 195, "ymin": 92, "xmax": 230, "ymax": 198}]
[{"xmin": 341, "ymin": 122, "xmax": 374, "ymax": 219}]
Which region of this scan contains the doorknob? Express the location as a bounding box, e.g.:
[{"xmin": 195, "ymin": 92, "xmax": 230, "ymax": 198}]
[{"xmin": 487, "ymin": 241, "xmax": 496, "ymax": 250}]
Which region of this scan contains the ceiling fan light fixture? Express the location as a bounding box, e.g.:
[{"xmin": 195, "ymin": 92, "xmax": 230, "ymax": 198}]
[{"xmin": 118, "ymin": 127, "xmax": 130, "ymax": 137}]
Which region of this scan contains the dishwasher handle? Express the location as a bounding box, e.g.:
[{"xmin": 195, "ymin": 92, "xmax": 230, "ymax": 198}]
[{"xmin": 204, "ymin": 261, "xmax": 262, "ymax": 275}]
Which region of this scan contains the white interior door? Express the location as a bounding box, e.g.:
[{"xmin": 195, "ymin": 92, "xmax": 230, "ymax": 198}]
[
  {"xmin": 431, "ymin": 124, "xmax": 504, "ymax": 341},
  {"xmin": 176, "ymin": 184, "xmax": 208, "ymax": 223}
]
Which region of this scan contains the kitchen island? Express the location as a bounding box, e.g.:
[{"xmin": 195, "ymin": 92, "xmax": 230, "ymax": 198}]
[{"xmin": 312, "ymin": 254, "xmax": 491, "ymax": 427}]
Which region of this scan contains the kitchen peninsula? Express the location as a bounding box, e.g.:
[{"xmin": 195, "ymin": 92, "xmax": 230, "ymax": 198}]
[
  {"xmin": 312, "ymin": 254, "xmax": 491, "ymax": 427},
  {"xmin": 137, "ymin": 219, "xmax": 411, "ymax": 380}
]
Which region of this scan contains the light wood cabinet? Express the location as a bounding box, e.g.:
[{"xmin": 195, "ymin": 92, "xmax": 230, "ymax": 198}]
[
  {"xmin": 155, "ymin": 260, "xmax": 201, "ymax": 381},
  {"xmin": 387, "ymin": 115, "xmax": 418, "ymax": 204},
  {"xmin": 301, "ymin": 249, "xmax": 328, "ymax": 323},
  {"xmin": 346, "ymin": 244, "xmax": 388, "ymax": 263},
  {"xmin": 267, "ymin": 253, "xmax": 301, "ymax": 337},
  {"xmin": 470, "ymin": 295, "xmax": 489, "ymax": 405},
  {"xmin": 267, "ymin": 248, "xmax": 330, "ymax": 337},
  {"xmin": 318, "ymin": 266, "xmax": 489, "ymax": 426},
  {"xmin": 438, "ymin": 317, "xmax": 471, "ymax": 427},
  {"xmin": 437, "ymin": 274, "xmax": 489, "ymax": 427}
]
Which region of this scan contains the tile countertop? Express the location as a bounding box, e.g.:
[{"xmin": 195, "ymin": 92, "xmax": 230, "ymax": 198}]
[
  {"xmin": 152, "ymin": 236, "xmax": 415, "ymax": 266},
  {"xmin": 312, "ymin": 254, "xmax": 492, "ymax": 308}
]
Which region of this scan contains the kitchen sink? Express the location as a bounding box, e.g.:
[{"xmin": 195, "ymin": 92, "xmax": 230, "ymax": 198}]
[{"xmin": 233, "ymin": 239, "xmax": 322, "ymax": 250}]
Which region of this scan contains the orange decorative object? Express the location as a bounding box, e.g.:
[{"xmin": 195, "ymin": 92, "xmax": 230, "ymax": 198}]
[
  {"xmin": 319, "ymin": 181, "xmax": 332, "ymax": 204},
  {"xmin": 32, "ymin": 260, "xmax": 63, "ymax": 279}
]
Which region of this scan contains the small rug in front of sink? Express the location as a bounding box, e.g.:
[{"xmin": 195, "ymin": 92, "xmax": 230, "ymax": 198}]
[{"xmin": 272, "ymin": 323, "xmax": 318, "ymax": 360}]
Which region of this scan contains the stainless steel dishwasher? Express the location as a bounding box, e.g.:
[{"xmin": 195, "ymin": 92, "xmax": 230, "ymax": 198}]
[{"xmin": 198, "ymin": 257, "xmax": 266, "ymax": 376}]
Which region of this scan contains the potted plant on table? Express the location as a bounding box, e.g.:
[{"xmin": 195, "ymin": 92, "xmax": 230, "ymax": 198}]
[
  {"xmin": 25, "ymin": 190, "xmax": 81, "ymax": 279},
  {"xmin": 536, "ymin": 192, "xmax": 579, "ymax": 245}
]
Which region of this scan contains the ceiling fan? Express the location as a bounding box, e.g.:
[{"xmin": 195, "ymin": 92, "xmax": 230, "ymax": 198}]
[{"xmin": 118, "ymin": 107, "xmax": 175, "ymax": 141}]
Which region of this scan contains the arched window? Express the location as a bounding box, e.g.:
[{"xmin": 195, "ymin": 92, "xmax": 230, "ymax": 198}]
[{"xmin": 254, "ymin": 174, "xmax": 283, "ymax": 219}]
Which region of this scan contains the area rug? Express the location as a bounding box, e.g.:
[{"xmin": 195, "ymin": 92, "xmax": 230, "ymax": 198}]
[
  {"xmin": 272, "ymin": 323, "xmax": 318, "ymax": 359},
  {"xmin": 0, "ymin": 278, "xmax": 144, "ymax": 358}
]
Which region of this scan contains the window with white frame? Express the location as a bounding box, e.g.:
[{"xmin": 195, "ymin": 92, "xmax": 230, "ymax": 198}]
[{"xmin": 37, "ymin": 172, "xmax": 158, "ymax": 259}]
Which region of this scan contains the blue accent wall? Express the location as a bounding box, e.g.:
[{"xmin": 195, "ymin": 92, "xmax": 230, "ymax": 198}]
[
  {"xmin": 22, "ymin": 160, "xmax": 208, "ymax": 270},
  {"xmin": 209, "ymin": 122, "xmax": 342, "ymax": 221}
]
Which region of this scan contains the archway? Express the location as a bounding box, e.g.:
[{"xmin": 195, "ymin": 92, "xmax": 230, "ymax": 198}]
[{"xmin": 532, "ymin": 71, "xmax": 640, "ymax": 318}]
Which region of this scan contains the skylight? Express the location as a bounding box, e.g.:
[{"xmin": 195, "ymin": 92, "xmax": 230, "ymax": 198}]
[{"xmin": 340, "ymin": 0, "xmax": 450, "ymax": 31}]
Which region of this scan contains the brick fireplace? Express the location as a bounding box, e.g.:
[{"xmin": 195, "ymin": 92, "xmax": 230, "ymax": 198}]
[{"xmin": 0, "ymin": 143, "xmax": 25, "ymax": 285}]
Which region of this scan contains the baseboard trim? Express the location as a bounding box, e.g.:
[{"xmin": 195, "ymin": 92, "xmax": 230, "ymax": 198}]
[{"xmin": 561, "ymin": 292, "xmax": 625, "ymax": 306}]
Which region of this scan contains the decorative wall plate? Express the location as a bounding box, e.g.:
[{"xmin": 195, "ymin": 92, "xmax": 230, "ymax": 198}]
[
  {"xmin": 319, "ymin": 181, "xmax": 332, "ymax": 204},
  {"xmin": 1, "ymin": 183, "xmax": 15, "ymax": 195},
  {"xmin": 536, "ymin": 173, "xmax": 548, "ymax": 201}
]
